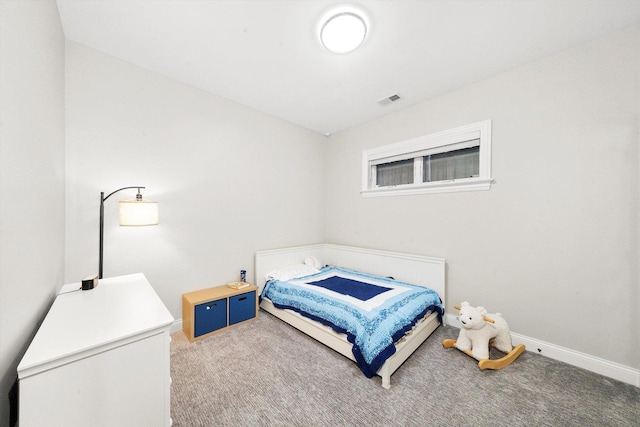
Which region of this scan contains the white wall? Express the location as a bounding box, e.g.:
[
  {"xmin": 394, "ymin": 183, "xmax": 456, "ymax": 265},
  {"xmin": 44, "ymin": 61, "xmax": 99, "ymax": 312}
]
[
  {"xmin": 0, "ymin": 1, "xmax": 65, "ymax": 424},
  {"xmin": 64, "ymin": 42, "xmax": 326, "ymax": 318},
  {"xmin": 326, "ymin": 24, "xmax": 640, "ymax": 369}
]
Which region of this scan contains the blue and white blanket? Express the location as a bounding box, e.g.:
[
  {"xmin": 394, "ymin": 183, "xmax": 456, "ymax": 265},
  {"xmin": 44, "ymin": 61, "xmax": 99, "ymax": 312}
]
[{"xmin": 261, "ymin": 266, "xmax": 444, "ymax": 378}]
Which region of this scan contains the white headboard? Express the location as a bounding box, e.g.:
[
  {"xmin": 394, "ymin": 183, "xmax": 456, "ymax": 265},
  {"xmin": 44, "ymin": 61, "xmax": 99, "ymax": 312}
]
[{"xmin": 254, "ymin": 244, "xmax": 445, "ymax": 305}]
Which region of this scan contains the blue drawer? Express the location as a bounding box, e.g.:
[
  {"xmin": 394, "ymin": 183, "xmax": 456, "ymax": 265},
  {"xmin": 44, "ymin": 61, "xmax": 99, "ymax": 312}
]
[
  {"xmin": 229, "ymin": 291, "xmax": 256, "ymax": 326},
  {"xmin": 194, "ymin": 298, "xmax": 227, "ymax": 337}
]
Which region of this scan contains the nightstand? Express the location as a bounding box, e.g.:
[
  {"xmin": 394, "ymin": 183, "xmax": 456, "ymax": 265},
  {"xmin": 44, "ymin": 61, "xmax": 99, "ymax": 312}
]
[{"xmin": 182, "ymin": 283, "xmax": 258, "ymax": 342}]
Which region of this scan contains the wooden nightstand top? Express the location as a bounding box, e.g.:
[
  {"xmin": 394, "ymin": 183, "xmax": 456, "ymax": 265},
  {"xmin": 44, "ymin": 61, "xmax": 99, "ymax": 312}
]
[{"xmin": 182, "ymin": 283, "xmax": 257, "ymax": 305}]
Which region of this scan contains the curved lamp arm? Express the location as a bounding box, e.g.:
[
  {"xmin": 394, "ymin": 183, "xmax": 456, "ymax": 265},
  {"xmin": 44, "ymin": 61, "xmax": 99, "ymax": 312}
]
[
  {"xmin": 99, "ymin": 186, "xmax": 145, "ymax": 279},
  {"xmin": 102, "ymin": 186, "xmax": 145, "ymax": 203}
]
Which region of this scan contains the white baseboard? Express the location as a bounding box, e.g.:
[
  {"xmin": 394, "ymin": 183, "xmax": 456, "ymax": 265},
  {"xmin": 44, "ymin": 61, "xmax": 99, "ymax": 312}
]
[{"xmin": 444, "ymin": 313, "xmax": 639, "ymax": 388}]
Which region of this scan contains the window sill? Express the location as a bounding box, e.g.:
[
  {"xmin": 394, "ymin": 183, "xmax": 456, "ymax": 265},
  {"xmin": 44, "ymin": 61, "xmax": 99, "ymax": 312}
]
[{"xmin": 361, "ymin": 178, "xmax": 492, "ymax": 197}]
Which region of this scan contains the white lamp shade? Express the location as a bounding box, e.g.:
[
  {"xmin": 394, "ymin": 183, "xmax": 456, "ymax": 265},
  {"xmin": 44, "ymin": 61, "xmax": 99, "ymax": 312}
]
[{"xmin": 118, "ymin": 199, "xmax": 158, "ymax": 226}]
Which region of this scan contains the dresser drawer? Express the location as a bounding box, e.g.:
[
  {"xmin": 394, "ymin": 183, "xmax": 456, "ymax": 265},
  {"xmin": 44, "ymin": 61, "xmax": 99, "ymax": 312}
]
[
  {"xmin": 194, "ymin": 298, "xmax": 227, "ymax": 337},
  {"xmin": 229, "ymin": 291, "xmax": 256, "ymax": 325}
]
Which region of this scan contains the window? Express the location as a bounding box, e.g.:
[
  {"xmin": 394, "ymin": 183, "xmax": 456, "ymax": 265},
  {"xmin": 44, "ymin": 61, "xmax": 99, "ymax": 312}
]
[
  {"xmin": 424, "ymin": 146, "xmax": 479, "ymax": 182},
  {"xmin": 376, "ymin": 158, "xmax": 414, "ymax": 186},
  {"xmin": 362, "ymin": 120, "xmax": 492, "ymax": 196}
]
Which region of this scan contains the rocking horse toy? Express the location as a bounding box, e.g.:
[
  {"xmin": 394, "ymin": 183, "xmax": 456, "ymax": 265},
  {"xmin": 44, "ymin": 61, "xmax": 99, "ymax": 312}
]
[{"xmin": 442, "ymin": 301, "xmax": 525, "ymax": 370}]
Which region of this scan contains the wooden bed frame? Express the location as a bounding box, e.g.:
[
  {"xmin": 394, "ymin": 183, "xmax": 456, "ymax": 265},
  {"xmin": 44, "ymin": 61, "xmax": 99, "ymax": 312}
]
[{"xmin": 254, "ymin": 244, "xmax": 446, "ymax": 389}]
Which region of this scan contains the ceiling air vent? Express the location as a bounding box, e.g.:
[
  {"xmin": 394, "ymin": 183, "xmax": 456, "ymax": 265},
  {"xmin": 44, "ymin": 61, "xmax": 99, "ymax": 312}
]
[{"xmin": 377, "ymin": 94, "xmax": 401, "ymax": 106}]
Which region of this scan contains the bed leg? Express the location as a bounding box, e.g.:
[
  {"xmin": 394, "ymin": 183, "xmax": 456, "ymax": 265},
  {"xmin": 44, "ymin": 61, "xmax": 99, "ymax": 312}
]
[{"xmin": 381, "ymin": 375, "xmax": 391, "ymax": 389}]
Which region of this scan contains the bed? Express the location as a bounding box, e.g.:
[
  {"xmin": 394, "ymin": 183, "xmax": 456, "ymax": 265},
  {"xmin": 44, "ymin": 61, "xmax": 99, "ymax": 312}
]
[{"xmin": 254, "ymin": 244, "xmax": 446, "ymax": 389}]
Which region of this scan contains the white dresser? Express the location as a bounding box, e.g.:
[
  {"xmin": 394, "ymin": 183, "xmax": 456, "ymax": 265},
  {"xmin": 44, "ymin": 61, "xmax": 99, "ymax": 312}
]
[{"xmin": 17, "ymin": 273, "xmax": 174, "ymax": 427}]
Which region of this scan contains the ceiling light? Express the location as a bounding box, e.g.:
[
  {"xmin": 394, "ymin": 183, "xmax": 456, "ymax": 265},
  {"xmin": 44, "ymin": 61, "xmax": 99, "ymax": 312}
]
[{"xmin": 320, "ymin": 9, "xmax": 368, "ymax": 54}]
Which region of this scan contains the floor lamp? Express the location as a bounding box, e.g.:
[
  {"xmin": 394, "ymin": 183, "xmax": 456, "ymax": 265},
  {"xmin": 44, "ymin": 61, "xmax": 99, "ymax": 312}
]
[{"xmin": 99, "ymin": 186, "xmax": 158, "ymax": 279}]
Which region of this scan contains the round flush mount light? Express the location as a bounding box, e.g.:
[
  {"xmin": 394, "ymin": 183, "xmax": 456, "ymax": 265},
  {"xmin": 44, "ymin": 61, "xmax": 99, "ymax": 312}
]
[{"xmin": 319, "ymin": 7, "xmax": 368, "ymax": 54}]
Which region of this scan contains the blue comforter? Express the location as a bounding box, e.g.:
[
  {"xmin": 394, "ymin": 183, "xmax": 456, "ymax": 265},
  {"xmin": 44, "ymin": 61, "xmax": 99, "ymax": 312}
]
[{"xmin": 261, "ymin": 266, "xmax": 444, "ymax": 378}]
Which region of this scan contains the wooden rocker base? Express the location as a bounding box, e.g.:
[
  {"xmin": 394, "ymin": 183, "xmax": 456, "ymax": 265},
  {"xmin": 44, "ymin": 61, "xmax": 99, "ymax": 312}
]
[{"xmin": 442, "ymin": 339, "xmax": 526, "ymax": 370}]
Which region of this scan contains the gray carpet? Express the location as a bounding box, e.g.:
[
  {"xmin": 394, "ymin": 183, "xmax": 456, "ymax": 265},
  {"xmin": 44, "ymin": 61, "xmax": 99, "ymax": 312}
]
[{"xmin": 170, "ymin": 310, "xmax": 639, "ymax": 426}]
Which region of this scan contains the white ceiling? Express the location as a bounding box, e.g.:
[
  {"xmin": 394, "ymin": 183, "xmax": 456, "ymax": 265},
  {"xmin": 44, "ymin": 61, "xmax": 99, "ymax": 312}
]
[{"xmin": 56, "ymin": 0, "xmax": 640, "ymax": 135}]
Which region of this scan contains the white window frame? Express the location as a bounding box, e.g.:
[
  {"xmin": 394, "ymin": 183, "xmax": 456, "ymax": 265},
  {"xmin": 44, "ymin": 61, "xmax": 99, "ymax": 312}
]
[{"xmin": 361, "ymin": 120, "xmax": 492, "ymax": 197}]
